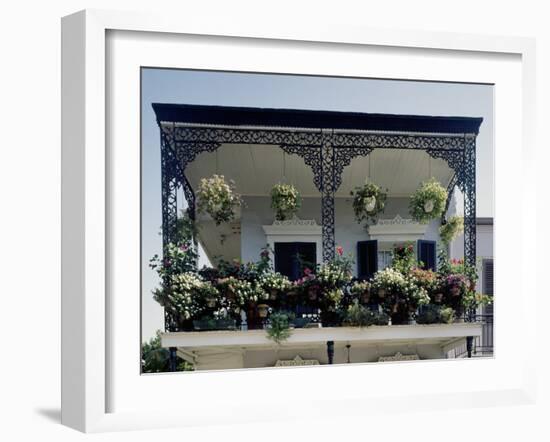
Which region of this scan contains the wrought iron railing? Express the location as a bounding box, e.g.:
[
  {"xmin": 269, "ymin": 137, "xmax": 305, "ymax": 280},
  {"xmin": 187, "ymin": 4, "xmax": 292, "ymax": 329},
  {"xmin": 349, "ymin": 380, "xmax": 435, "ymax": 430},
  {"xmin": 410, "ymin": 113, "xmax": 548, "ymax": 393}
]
[{"xmin": 448, "ymin": 314, "xmax": 493, "ymax": 358}]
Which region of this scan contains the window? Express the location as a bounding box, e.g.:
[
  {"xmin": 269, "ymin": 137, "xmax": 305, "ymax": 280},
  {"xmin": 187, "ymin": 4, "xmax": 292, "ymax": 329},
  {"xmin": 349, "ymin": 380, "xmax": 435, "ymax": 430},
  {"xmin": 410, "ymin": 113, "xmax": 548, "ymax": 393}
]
[
  {"xmin": 417, "ymin": 240, "xmax": 437, "ymax": 271},
  {"xmin": 274, "ymin": 242, "xmax": 316, "ymax": 281},
  {"xmin": 378, "ymin": 250, "xmax": 393, "ymax": 271},
  {"xmin": 357, "ymin": 240, "xmax": 378, "ymax": 280}
]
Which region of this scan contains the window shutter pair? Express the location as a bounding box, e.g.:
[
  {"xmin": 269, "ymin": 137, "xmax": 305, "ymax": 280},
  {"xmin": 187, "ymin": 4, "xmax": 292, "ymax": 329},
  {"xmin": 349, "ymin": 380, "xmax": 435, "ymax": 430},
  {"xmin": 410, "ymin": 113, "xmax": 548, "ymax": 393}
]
[{"xmin": 357, "ymin": 239, "xmax": 437, "ymax": 280}]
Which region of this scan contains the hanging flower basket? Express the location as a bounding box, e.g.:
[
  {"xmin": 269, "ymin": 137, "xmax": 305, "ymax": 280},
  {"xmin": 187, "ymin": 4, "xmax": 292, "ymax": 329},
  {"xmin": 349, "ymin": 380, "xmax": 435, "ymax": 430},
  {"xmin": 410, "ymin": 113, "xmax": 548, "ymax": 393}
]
[
  {"xmin": 350, "ymin": 181, "xmax": 387, "ymax": 226},
  {"xmin": 196, "ymin": 174, "xmax": 241, "ymax": 225},
  {"xmin": 409, "ymin": 178, "xmax": 447, "ymax": 223},
  {"xmin": 270, "ymin": 183, "xmax": 301, "ymax": 221},
  {"xmin": 439, "ymin": 216, "xmax": 464, "ymax": 244}
]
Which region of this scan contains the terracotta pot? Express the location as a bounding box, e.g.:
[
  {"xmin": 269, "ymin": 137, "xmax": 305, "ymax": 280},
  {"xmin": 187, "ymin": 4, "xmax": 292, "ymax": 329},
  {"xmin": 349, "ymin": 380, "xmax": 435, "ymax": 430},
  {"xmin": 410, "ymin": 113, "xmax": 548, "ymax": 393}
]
[
  {"xmin": 257, "ymin": 304, "xmax": 269, "ymax": 318},
  {"xmin": 206, "ymin": 297, "xmax": 216, "ymax": 308},
  {"xmin": 308, "ymin": 288, "xmax": 318, "ymax": 301}
]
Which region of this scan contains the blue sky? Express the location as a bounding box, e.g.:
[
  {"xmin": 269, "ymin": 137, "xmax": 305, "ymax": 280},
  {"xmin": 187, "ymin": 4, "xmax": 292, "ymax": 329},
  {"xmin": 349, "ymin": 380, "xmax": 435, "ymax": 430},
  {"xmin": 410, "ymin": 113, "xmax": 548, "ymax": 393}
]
[{"xmin": 141, "ymin": 68, "xmax": 493, "ymax": 340}]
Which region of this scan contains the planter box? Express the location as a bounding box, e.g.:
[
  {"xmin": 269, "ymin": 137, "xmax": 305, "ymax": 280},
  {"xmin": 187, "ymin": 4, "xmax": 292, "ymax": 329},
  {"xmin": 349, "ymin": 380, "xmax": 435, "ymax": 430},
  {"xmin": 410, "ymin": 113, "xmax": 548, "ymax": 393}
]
[{"xmin": 193, "ymin": 319, "xmax": 237, "ymax": 331}]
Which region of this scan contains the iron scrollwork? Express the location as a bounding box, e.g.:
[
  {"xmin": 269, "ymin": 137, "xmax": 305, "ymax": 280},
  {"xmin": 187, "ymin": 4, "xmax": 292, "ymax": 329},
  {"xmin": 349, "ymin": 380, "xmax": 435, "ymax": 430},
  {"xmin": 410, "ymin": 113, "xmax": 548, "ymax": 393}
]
[{"xmin": 159, "ymin": 123, "xmax": 477, "ymax": 273}]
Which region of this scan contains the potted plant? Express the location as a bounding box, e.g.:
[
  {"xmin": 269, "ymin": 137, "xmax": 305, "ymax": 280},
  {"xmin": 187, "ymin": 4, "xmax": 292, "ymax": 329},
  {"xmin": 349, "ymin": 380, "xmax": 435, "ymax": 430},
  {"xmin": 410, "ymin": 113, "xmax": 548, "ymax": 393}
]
[
  {"xmin": 257, "ymin": 303, "xmax": 270, "ymax": 318},
  {"xmin": 350, "ymin": 180, "xmax": 387, "ymax": 227},
  {"xmin": 409, "ymin": 178, "xmax": 447, "ymax": 223},
  {"xmin": 270, "ymin": 183, "xmax": 301, "ymax": 220},
  {"xmin": 196, "ymin": 174, "xmax": 241, "ymax": 225},
  {"xmin": 439, "ymin": 216, "xmax": 464, "ymax": 244},
  {"xmin": 266, "ymin": 311, "xmax": 293, "ymax": 343},
  {"xmin": 350, "ymin": 281, "xmax": 370, "ymax": 304}
]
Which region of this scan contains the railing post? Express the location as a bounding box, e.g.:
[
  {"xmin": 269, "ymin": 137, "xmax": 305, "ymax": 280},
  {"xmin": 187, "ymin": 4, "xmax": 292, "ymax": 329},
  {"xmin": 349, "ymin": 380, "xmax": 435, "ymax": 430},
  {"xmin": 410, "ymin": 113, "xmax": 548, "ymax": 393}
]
[
  {"xmin": 466, "ymin": 336, "xmax": 473, "ymax": 358},
  {"xmin": 327, "ymin": 340, "xmax": 335, "ymax": 364},
  {"xmin": 169, "ymin": 347, "xmax": 177, "ymax": 371}
]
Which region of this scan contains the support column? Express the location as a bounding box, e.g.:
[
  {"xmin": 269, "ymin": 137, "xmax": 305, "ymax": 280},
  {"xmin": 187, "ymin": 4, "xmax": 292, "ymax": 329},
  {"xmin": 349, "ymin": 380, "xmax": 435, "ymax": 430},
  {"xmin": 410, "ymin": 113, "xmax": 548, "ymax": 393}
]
[
  {"xmin": 160, "ymin": 130, "xmax": 179, "ymax": 332},
  {"xmin": 321, "ymin": 132, "xmax": 335, "ymax": 263},
  {"xmin": 327, "ymin": 340, "xmax": 335, "ymax": 364},
  {"xmin": 169, "ymin": 347, "xmax": 178, "ymax": 371},
  {"xmin": 463, "ymin": 135, "xmax": 476, "ymax": 269},
  {"xmin": 466, "ymin": 336, "xmax": 474, "ymax": 358}
]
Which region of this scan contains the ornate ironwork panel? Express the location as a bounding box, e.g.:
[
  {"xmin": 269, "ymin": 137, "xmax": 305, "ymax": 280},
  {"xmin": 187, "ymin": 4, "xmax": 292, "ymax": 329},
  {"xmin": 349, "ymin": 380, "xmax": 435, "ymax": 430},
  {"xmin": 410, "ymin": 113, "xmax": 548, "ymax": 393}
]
[
  {"xmin": 463, "ymin": 135, "xmax": 477, "ymax": 268},
  {"xmin": 321, "ymin": 132, "xmax": 336, "ymax": 262},
  {"xmin": 159, "ymin": 123, "xmax": 477, "ymax": 268},
  {"xmin": 160, "ymin": 130, "xmax": 179, "ymax": 247}
]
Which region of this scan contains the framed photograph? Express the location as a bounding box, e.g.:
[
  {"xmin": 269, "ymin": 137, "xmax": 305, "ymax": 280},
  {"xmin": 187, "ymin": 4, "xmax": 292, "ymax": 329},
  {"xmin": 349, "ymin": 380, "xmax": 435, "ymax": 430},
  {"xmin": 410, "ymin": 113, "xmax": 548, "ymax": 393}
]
[{"xmin": 62, "ymin": 9, "xmax": 537, "ymax": 432}]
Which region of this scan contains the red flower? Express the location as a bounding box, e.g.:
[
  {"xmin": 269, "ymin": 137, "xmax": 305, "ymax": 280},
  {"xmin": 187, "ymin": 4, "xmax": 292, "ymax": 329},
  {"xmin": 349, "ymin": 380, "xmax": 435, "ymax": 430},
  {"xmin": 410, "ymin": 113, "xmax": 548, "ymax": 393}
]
[{"xmin": 336, "ymin": 246, "xmax": 344, "ymax": 256}]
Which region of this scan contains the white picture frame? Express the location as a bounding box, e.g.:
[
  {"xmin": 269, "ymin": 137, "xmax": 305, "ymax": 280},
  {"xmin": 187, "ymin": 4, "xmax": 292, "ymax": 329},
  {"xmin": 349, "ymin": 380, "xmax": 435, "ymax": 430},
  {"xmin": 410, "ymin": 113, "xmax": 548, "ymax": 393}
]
[{"xmin": 61, "ymin": 9, "xmax": 537, "ymax": 433}]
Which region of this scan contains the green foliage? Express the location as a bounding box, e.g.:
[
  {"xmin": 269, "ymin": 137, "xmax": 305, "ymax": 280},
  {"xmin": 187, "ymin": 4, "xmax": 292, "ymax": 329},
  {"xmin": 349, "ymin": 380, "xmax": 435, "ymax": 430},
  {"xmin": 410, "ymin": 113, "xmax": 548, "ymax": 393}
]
[
  {"xmin": 266, "ymin": 311, "xmax": 293, "ymax": 343},
  {"xmin": 409, "ymin": 178, "xmax": 447, "ymax": 223},
  {"xmin": 343, "ymin": 302, "xmax": 389, "ymax": 327},
  {"xmin": 141, "ymin": 331, "xmax": 194, "ymax": 373},
  {"xmin": 350, "ymin": 180, "xmax": 387, "ymax": 227},
  {"xmin": 197, "ymin": 174, "xmax": 241, "ymax": 225},
  {"xmin": 270, "ymin": 183, "xmax": 301, "ymax": 220},
  {"xmin": 391, "ymin": 242, "xmax": 418, "ymax": 274},
  {"xmin": 439, "ymin": 216, "xmax": 464, "ymax": 244},
  {"xmin": 416, "ymin": 305, "xmax": 455, "ymax": 324}
]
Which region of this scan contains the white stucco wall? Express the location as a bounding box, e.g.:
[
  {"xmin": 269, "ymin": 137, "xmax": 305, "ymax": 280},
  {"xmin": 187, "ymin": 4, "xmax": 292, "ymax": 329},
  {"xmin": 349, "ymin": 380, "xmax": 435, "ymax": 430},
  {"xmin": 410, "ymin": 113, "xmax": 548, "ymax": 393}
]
[{"xmin": 240, "ymin": 195, "xmax": 441, "ymax": 274}]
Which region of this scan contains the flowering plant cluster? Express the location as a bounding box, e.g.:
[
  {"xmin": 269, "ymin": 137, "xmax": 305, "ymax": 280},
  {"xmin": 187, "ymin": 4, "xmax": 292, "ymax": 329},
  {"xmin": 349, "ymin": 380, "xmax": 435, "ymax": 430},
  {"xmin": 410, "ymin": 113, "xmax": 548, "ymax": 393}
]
[
  {"xmin": 409, "ymin": 178, "xmax": 447, "ymax": 223},
  {"xmin": 196, "ymin": 174, "xmax": 241, "ymax": 225},
  {"xmin": 350, "ymin": 180, "xmax": 387, "ymax": 227},
  {"xmin": 151, "ymin": 235, "xmax": 491, "ymax": 331},
  {"xmin": 371, "ymin": 268, "xmax": 407, "ymax": 294},
  {"xmin": 270, "ymin": 183, "xmax": 301, "ymax": 220},
  {"xmin": 153, "ymin": 272, "xmax": 218, "ymax": 323},
  {"xmin": 439, "ymin": 216, "xmax": 464, "ymax": 244},
  {"xmin": 258, "ymin": 272, "xmax": 292, "ymax": 293}
]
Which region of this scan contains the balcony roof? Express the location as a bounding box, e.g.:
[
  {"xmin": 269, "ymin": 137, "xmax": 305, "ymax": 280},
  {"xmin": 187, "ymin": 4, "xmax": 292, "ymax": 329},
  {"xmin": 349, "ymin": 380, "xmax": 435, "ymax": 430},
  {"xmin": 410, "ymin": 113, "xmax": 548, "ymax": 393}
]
[{"xmin": 152, "ymin": 103, "xmax": 483, "ymax": 135}]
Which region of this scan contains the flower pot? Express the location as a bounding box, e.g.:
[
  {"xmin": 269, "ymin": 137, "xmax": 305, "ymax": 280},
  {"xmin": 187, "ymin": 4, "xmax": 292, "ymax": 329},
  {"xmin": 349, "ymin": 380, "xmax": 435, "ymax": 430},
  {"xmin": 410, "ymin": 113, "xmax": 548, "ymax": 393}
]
[
  {"xmin": 360, "ymin": 293, "xmax": 370, "ymax": 304},
  {"xmin": 450, "ymin": 286, "xmax": 461, "ymax": 297},
  {"xmin": 365, "ymin": 196, "xmax": 376, "ymax": 212},
  {"xmin": 206, "ymin": 297, "xmax": 216, "ymax": 308},
  {"xmin": 269, "ymin": 290, "xmax": 278, "ymax": 300},
  {"xmin": 423, "ymin": 199, "xmax": 435, "ymax": 214},
  {"xmin": 378, "ymin": 289, "xmax": 386, "ymax": 298},
  {"xmin": 257, "ymin": 304, "xmax": 269, "ymax": 318},
  {"xmin": 308, "ymin": 288, "xmax": 318, "ymax": 301},
  {"xmin": 434, "ymin": 293, "xmax": 444, "ymax": 303},
  {"xmin": 193, "ymin": 318, "xmax": 236, "ymax": 331}
]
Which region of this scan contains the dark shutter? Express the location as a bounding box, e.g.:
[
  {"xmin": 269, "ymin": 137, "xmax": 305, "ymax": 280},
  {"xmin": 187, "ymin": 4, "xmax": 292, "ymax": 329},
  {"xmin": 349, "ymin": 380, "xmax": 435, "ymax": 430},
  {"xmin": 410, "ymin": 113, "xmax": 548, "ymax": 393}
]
[
  {"xmin": 417, "ymin": 240, "xmax": 436, "ymax": 271},
  {"xmin": 483, "ymin": 259, "xmax": 494, "ymax": 315},
  {"xmin": 357, "ymin": 240, "xmax": 378, "ymax": 280},
  {"xmin": 274, "ymin": 242, "xmax": 317, "ymax": 281}
]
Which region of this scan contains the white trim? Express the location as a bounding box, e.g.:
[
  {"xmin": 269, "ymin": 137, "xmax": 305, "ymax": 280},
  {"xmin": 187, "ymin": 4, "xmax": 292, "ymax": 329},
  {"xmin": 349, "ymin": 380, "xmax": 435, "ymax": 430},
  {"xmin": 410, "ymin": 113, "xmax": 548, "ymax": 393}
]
[
  {"xmin": 369, "ymin": 215, "xmax": 428, "ymax": 243},
  {"xmin": 263, "ymin": 219, "xmax": 322, "ymax": 266},
  {"xmin": 161, "ymin": 323, "xmax": 482, "ymax": 349}
]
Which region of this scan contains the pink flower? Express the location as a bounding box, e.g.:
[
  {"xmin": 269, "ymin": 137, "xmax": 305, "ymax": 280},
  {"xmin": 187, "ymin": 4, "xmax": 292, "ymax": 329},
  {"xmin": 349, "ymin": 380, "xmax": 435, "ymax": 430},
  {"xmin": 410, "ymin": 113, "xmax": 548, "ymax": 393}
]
[
  {"xmin": 336, "ymin": 246, "xmax": 344, "ymax": 256},
  {"xmin": 304, "ymin": 267, "xmax": 312, "ymax": 276}
]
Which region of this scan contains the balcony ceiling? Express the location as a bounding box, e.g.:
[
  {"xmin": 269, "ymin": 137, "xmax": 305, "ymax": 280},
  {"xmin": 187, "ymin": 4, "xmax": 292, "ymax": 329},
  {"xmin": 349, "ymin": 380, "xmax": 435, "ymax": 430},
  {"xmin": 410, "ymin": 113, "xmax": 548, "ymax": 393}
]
[{"xmin": 185, "ymin": 143, "xmax": 454, "ymax": 198}]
